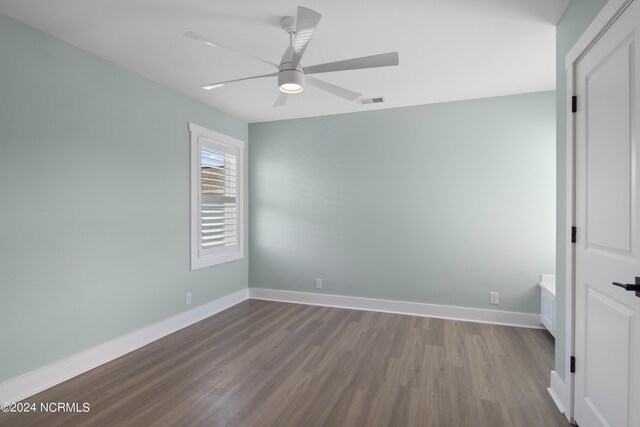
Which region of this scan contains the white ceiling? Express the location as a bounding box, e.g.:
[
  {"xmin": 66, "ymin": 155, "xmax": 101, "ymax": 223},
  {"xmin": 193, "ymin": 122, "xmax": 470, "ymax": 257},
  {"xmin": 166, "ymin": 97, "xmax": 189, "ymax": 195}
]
[{"xmin": 0, "ymin": 0, "xmax": 570, "ymax": 123}]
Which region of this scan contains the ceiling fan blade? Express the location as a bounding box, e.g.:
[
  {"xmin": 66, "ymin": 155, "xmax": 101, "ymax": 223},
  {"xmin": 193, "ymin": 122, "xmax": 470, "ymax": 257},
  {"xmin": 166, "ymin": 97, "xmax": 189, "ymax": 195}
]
[
  {"xmin": 306, "ymin": 76, "xmax": 361, "ymax": 101},
  {"xmin": 200, "ymin": 73, "xmax": 278, "ymax": 90},
  {"xmin": 273, "ymin": 92, "xmax": 288, "ymax": 107},
  {"xmin": 291, "ymin": 7, "xmax": 322, "ymax": 68},
  {"xmin": 184, "ymin": 31, "xmax": 279, "ymax": 69},
  {"xmin": 304, "ymin": 52, "xmax": 399, "ymax": 75}
]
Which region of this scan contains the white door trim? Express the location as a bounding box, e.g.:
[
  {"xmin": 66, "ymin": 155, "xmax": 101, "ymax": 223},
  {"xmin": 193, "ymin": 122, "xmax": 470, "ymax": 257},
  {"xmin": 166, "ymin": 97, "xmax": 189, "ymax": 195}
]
[{"xmin": 561, "ymin": 0, "xmax": 635, "ymax": 423}]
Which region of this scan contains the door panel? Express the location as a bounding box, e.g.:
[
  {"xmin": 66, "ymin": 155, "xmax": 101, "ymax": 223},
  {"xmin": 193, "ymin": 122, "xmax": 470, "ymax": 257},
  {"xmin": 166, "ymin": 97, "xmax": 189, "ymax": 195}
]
[
  {"xmin": 584, "ymin": 286, "xmax": 632, "ymax": 427},
  {"xmin": 574, "ymin": 1, "xmax": 640, "ymax": 426},
  {"xmin": 586, "ymin": 39, "xmax": 633, "ymax": 254}
]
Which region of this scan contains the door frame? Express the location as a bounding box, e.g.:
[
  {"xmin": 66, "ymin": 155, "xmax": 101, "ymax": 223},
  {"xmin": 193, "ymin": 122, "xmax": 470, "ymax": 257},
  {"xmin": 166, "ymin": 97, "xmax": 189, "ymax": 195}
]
[{"xmin": 560, "ymin": 0, "xmax": 635, "ymax": 422}]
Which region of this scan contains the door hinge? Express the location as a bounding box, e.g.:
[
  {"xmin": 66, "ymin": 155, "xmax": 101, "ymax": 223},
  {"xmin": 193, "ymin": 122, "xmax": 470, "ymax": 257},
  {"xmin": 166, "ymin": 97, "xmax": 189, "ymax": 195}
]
[
  {"xmin": 570, "ymin": 356, "xmax": 576, "ymax": 373},
  {"xmin": 571, "ymin": 96, "xmax": 577, "ymax": 113},
  {"xmin": 571, "ymin": 226, "xmax": 577, "ymax": 243}
]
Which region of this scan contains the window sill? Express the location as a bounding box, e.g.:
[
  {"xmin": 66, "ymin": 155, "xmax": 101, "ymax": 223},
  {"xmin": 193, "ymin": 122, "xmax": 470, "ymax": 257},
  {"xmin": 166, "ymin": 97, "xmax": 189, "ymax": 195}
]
[{"xmin": 191, "ymin": 251, "xmax": 243, "ymax": 270}]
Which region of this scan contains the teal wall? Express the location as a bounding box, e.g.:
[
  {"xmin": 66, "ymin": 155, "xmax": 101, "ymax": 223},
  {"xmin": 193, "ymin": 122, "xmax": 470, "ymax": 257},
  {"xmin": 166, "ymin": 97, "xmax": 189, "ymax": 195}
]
[
  {"xmin": 554, "ymin": 0, "xmax": 606, "ymax": 379},
  {"xmin": 0, "ymin": 15, "xmax": 248, "ymax": 383},
  {"xmin": 249, "ymin": 92, "xmax": 556, "ymax": 314}
]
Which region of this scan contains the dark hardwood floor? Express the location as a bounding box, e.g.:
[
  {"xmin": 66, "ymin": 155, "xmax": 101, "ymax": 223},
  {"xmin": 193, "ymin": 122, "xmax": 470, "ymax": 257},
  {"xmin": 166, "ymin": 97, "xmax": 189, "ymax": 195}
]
[{"xmin": 0, "ymin": 299, "xmax": 570, "ymax": 426}]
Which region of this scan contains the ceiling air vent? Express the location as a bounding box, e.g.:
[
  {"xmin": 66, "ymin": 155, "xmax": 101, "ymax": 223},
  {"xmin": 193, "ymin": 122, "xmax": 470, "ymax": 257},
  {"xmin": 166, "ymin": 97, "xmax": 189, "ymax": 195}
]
[{"xmin": 357, "ymin": 97, "xmax": 385, "ymax": 105}]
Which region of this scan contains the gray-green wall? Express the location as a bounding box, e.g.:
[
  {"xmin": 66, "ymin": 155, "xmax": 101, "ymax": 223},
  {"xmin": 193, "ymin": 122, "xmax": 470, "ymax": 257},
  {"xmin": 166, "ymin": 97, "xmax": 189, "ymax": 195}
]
[
  {"xmin": 249, "ymin": 92, "xmax": 556, "ymax": 314},
  {"xmin": 554, "ymin": 0, "xmax": 606, "ymax": 379},
  {"xmin": 0, "ymin": 15, "xmax": 248, "ymax": 383}
]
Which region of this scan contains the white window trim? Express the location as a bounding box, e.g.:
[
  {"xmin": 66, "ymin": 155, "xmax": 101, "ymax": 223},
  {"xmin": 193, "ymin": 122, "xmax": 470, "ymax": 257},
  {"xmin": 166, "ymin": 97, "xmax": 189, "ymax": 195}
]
[{"xmin": 189, "ymin": 123, "xmax": 245, "ymax": 270}]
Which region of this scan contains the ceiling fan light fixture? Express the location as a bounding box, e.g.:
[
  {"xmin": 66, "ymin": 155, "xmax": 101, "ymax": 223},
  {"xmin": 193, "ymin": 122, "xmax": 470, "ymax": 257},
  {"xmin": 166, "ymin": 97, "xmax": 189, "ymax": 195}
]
[
  {"xmin": 279, "ymin": 83, "xmax": 304, "ymax": 94},
  {"xmin": 278, "ymin": 69, "xmax": 305, "ymax": 94}
]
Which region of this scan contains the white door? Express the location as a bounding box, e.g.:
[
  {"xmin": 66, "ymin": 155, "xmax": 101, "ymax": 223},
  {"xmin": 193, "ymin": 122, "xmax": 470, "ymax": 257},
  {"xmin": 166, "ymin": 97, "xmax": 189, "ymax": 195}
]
[{"xmin": 574, "ymin": 1, "xmax": 640, "ymax": 426}]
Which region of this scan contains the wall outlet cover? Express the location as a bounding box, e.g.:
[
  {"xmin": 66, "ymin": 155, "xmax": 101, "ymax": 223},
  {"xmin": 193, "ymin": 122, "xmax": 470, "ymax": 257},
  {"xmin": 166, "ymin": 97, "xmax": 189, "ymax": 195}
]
[{"xmin": 489, "ymin": 292, "xmax": 499, "ymax": 305}]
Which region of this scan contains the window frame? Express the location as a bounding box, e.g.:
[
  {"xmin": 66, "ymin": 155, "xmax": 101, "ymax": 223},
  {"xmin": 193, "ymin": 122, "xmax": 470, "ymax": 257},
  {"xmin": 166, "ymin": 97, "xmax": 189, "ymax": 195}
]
[{"xmin": 189, "ymin": 123, "xmax": 245, "ymax": 270}]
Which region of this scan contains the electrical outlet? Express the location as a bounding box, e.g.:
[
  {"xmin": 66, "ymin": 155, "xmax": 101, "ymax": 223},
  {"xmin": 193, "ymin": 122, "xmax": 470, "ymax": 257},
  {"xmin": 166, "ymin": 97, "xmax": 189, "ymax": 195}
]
[
  {"xmin": 490, "ymin": 292, "xmax": 499, "ymax": 305},
  {"xmin": 315, "ymin": 278, "xmax": 323, "ymax": 289},
  {"xmin": 186, "ymin": 292, "xmax": 192, "ymax": 306}
]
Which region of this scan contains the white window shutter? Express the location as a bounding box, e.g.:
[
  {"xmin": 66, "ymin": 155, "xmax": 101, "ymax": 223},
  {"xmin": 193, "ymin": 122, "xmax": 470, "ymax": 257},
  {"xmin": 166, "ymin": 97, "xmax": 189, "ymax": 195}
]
[
  {"xmin": 199, "ymin": 145, "xmax": 238, "ymax": 254},
  {"xmin": 190, "ymin": 123, "xmax": 244, "ymax": 269}
]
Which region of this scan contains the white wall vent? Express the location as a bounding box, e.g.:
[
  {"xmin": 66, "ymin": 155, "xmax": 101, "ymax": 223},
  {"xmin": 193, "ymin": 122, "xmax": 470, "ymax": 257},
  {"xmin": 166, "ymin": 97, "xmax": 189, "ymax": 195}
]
[{"xmin": 357, "ymin": 97, "xmax": 385, "ymax": 105}]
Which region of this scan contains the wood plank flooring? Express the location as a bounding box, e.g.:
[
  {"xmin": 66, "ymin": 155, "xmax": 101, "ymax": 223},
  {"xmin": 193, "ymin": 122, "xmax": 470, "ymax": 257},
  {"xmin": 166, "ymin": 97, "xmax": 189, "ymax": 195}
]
[{"xmin": 0, "ymin": 300, "xmax": 570, "ymax": 426}]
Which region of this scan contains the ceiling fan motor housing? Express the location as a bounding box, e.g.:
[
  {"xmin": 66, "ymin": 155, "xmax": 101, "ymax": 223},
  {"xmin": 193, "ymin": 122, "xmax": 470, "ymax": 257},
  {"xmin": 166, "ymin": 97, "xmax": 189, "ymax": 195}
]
[
  {"xmin": 278, "ymin": 67, "xmax": 305, "ymax": 93},
  {"xmin": 278, "ymin": 46, "xmax": 304, "ymax": 93}
]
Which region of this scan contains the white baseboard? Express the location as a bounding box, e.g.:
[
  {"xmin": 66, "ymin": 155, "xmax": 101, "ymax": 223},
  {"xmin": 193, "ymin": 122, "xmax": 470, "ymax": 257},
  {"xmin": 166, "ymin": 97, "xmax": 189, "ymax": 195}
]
[
  {"xmin": 0, "ymin": 288, "xmax": 249, "ymax": 403},
  {"xmin": 548, "ymin": 370, "xmax": 568, "ymax": 417},
  {"xmin": 249, "ymin": 288, "xmax": 542, "ymax": 329}
]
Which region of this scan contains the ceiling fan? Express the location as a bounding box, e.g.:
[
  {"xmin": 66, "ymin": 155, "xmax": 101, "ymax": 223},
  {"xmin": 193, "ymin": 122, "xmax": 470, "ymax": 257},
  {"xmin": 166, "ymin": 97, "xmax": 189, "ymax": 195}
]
[{"xmin": 184, "ymin": 6, "xmax": 399, "ymax": 107}]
